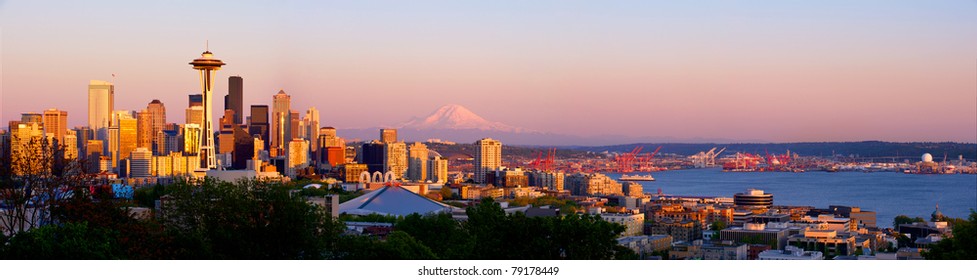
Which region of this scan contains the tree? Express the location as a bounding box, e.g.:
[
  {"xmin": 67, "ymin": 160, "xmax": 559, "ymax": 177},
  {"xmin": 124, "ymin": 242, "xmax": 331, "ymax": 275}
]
[
  {"xmin": 0, "ymin": 222, "xmax": 124, "ymax": 259},
  {"xmin": 892, "ymin": 215, "xmax": 926, "ymax": 229},
  {"xmin": 922, "ymin": 211, "xmax": 977, "ymax": 260},
  {"xmin": 158, "ymin": 178, "xmax": 342, "ymax": 259},
  {"xmin": 710, "ymin": 221, "xmax": 727, "ymax": 231},
  {"xmin": 1, "ymin": 136, "xmax": 90, "ymax": 235},
  {"xmin": 396, "ymin": 213, "xmax": 473, "ymax": 259}
]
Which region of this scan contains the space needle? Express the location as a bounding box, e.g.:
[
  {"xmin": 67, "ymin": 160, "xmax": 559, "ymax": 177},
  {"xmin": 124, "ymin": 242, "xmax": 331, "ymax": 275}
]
[{"xmin": 189, "ymin": 44, "xmax": 225, "ymax": 170}]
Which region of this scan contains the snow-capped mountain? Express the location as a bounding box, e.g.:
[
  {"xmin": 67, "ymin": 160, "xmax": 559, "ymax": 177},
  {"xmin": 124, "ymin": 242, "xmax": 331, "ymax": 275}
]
[{"xmin": 398, "ymin": 104, "xmax": 529, "ymax": 132}]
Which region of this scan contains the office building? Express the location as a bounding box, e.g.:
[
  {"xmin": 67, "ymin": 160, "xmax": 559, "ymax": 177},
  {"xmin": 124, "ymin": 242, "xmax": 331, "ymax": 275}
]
[
  {"xmin": 719, "ymin": 223, "xmax": 790, "ymax": 250},
  {"xmin": 183, "ymin": 124, "xmax": 201, "ymax": 156},
  {"xmin": 129, "ymin": 147, "xmax": 152, "ymax": 178},
  {"xmin": 42, "ymin": 109, "xmax": 68, "ymax": 146},
  {"xmin": 63, "ymin": 130, "xmax": 78, "ymax": 160},
  {"xmin": 427, "ymin": 156, "xmax": 448, "ymax": 183},
  {"xmin": 136, "ymin": 110, "xmax": 152, "ymax": 149},
  {"xmin": 473, "ymin": 138, "xmax": 501, "ymax": 184},
  {"xmin": 286, "ymin": 139, "xmax": 309, "ymax": 178},
  {"xmin": 380, "ymin": 128, "xmax": 397, "ymax": 144},
  {"xmin": 407, "ymin": 142, "xmax": 428, "ymax": 182},
  {"xmin": 146, "ymin": 100, "xmax": 166, "ymax": 154},
  {"xmin": 304, "ymin": 107, "xmax": 319, "ymax": 152},
  {"xmin": 88, "ymin": 80, "xmax": 114, "ymax": 142},
  {"xmin": 361, "ymin": 141, "xmax": 385, "ymax": 174},
  {"xmin": 384, "ymin": 141, "xmax": 408, "ymax": 180},
  {"xmin": 271, "ymin": 90, "xmax": 291, "ymax": 156},
  {"xmin": 7, "ymin": 121, "xmax": 46, "ymax": 175},
  {"xmin": 248, "ymin": 105, "xmax": 269, "ymax": 150},
  {"xmin": 734, "ymin": 188, "xmax": 773, "ymax": 208},
  {"xmin": 226, "ymin": 76, "xmax": 243, "ymax": 124}
]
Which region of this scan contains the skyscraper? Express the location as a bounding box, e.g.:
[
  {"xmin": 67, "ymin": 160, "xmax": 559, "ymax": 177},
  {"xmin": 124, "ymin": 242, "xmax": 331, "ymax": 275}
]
[
  {"xmin": 88, "ymin": 80, "xmax": 114, "ymax": 142},
  {"xmin": 189, "ymin": 48, "xmax": 225, "ymax": 170},
  {"xmin": 474, "ymin": 138, "xmax": 502, "ymax": 184},
  {"xmin": 271, "ymin": 90, "xmax": 291, "ymax": 156},
  {"xmin": 380, "ymin": 128, "xmax": 397, "ymax": 143},
  {"xmin": 129, "ymin": 147, "xmax": 152, "ymax": 178},
  {"xmin": 111, "ymin": 111, "xmax": 137, "ymax": 169},
  {"xmin": 147, "ymin": 100, "xmax": 166, "ymax": 153},
  {"xmin": 384, "ymin": 141, "xmax": 408, "ymax": 180},
  {"xmin": 249, "ymin": 105, "xmax": 269, "ymax": 150},
  {"xmin": 218, "ymin": 109, "xmax": 235, "ymax": 154},
  {"xmin": 407, "ymin": 142, "xmax": 429, "ymax": 182},
  {"xmin": 361, "ymin": 141, "xmax": 385, "ymax": 174},
  {"xmin": 289, "ymin": 111, "xmax": 300, "ymax": 142},
  {"xmin": 136, "ymin": 110, "xmax": 152, "ymax": 149},
  {"xmin": 286, "ymin": 139, "xmax": 309, "ymax": 178},
  {"xmin": 428, "ymin": 156, "xmax": 449, "ymax": 183},
  {"xmin": 304, "ymin": 107, "xmax": 320, "ymax": 152},
  {"xmin": 227, "ymin": 76, "xmax": 243, "ymax": 124},
  {"xmin": 42, "ymin": 109, "xmax": 68, "ymax": 146}
]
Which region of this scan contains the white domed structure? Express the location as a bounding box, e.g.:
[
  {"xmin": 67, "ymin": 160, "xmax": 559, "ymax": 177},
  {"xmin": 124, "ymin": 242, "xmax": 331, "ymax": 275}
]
[{"xmin": 922, "ymin": 153, "xmax": 933, "ymax": 162}]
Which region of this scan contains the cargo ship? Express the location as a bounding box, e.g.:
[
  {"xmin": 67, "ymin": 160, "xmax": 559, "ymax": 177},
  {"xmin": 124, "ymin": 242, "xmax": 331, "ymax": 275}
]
[{"xmin": 620, "ymin": 174, "xmax": 655, "ymax": 181}]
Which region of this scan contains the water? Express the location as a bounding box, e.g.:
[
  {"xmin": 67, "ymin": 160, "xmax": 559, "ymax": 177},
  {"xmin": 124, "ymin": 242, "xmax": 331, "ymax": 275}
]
[{"xmin": 608, "ymin": 169, "xmax": 977, "ymax": 227}]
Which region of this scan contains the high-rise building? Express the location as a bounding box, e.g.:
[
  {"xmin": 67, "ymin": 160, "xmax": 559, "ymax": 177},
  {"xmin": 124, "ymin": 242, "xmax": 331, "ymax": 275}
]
[
  {"xmin": 289, "ymin": 111, "xmax": 300, "ymax": 141},
  {"xmin": 189, "ymin": 49, "xmax": 225, "ymax": 170},
  {"xmin": 231, "ymin": 125, "xmax": 254, "ymax": 170},
  {"xmin": 85, "ymin": 139, "xmax": 104, "ymax": 173},
  {"xmin": 318, "ymin": 127, "xmax": 340, "ymax": 147},
  {"xmin": 8, "ymin": 121, "xmax": 46, "ymax": 175},
  {"xmin": 186, "ymin": 105, "xmax": 203, "ymax": 128},
  {"xmin": 384, "ymin": 141, "xmax": 408, "ymax": 180},
  {"xmin": 42, "ymin": 109, "xmax": 68, "ymax": 146},
  {"xmin": 20, "ymin": 113, "xmax": 42, "ymax": 124},
  {"xmin": 147, "ymin": 100, "xmax": 166, "ymax": 153},
  {"xmin": 226, "ymin": 76, "xmax": 243, "ymax": 124},
  {"xmin": 361, "ymin": 141, "xmax": 385, "ymax": 174},
  {"xmin": 88, "ymin": 80, "xmax": 114, "ymax": 142},
  {"xmin": 183, "ymin": 123, "xmax": 201, "ymax": 156},
  {"xmin": 110, "ymin": 111, "xmax": 137, "ymax": 169},
  {"xmin": 286, "ymin": 139, "xmax": 309, "ymax": 178},
  {"xmin": 136, "ymin": 110, "xmax": 152, "ymax": 149},
  {"xmin": 129, "ymin": 147, "xmax": 152, "ymax": 178},
  {"xmin": 316, "ymin": 127, "xmax": 345, "ymax": 169},
  {"xmin": 380, "ymin": 128, "xmax": 397, "ymax": 144},
  {"xmin": 474, "ymin": 138, "xmax": 502, "ymax": 184},
  {"xmin": 248, "ymin": 105, "xmax": 269, "ymax": 150},
  {"xmin": 304, "ymin": 107, "xmax": 320, "ymax": 152},
  {"xmin": 64, "ymin": 129, "xmax": 78, "ymax": 160},
  {"xmin": 407, "ymin": 142, "xmax": 428, "ymax": 182},
  {"xmin": 271, "ymin": 90, "xmax": 291, "ymax": 156},
  {"xmin": 73, "ymin": 126, "xmax": 94, "ymax": 160},
  {"xmin": 158, "ymin": 128, "xmax": 182, "ymax": 156},
  {"xmin": 428, "ymin": 156, "xmax": 449, "ymax": 183},
  {"xmin": 218, "ymin": 109, "xmax": 236, "ymax": 154}
]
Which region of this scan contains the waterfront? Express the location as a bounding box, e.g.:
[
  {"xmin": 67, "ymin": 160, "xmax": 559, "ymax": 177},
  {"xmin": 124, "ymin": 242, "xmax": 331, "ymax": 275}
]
[{"xmin": 609, "ymin": 169, "xmax": 977, "ymax": 226}]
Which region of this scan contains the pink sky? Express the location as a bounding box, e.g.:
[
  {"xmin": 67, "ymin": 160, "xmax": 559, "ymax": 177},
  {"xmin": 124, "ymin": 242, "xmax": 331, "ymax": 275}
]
[{"xmin": 2, "ymin": 1, "xmax": 975, "ymax": 143}]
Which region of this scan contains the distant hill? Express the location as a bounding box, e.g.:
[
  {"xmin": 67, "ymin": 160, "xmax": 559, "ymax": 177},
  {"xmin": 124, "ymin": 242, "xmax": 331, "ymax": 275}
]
[{"xmin": 573, "ymin": 141, "xmax": 977, "ymax": 160}]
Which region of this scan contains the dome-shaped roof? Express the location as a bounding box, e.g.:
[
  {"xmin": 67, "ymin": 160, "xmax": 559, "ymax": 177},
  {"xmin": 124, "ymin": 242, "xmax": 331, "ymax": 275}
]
[{"xmin": 922, "ymin": 153, "xmax": 933, "ymax": 162}]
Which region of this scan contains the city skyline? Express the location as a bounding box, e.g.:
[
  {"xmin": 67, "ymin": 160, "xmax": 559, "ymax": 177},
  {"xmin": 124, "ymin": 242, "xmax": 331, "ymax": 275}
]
[{"xmin": 2, "ymin": 1, "xmax": 976, "ymax": 143}]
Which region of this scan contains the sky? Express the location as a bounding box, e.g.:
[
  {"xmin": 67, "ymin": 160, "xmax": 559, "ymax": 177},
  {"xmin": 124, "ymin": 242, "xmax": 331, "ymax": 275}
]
[{"xmin": 2, "ymin": 0, "xmax": 976, "ymax": 143}]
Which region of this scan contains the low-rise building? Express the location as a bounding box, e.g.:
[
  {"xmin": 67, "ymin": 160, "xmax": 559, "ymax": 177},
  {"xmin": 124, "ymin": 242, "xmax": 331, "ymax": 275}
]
[
  {"xmin": 617, "ymin": 235, "xmax": 673, "ymax": 259},
  {"xmin": 701, "ymin": 242, "xmax": 748, "ymax": 260},
  {"xmin": 600, "ymin": 212, "xmax": 645, "ymax": 237},
  {"xmin": 719, "ymin": 222, "xmax": 790, "ymax": 250},
  {"xmin": 758, "ymin": 245, "xmax": 824, "ymax": 260}
]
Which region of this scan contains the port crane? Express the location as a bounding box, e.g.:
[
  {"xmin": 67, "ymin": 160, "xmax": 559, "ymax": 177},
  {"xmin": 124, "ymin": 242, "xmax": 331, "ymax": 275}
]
[{"xmin": 636, "ymin": 146, "xmax": 663, "ymax": 171}]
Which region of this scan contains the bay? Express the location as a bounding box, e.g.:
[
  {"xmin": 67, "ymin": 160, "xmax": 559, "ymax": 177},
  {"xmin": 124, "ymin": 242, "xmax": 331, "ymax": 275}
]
[{"xmin": 607, "ymin": 168, "xmax": 977, "ymax": 227}]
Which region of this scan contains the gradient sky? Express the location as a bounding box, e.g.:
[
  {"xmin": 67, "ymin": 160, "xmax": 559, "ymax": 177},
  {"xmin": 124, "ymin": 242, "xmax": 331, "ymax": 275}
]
[{"xmin": 2, "ymin": 0, "xmax": 976, "ymax": 143}]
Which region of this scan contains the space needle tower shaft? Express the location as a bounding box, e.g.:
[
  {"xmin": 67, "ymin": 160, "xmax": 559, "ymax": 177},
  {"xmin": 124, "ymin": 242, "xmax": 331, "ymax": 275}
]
[{"xmin": 189, "ymin": 45, "xmax": 225, "ymax": 170}]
